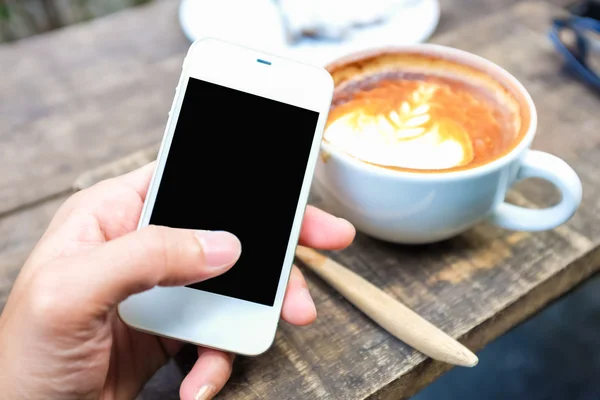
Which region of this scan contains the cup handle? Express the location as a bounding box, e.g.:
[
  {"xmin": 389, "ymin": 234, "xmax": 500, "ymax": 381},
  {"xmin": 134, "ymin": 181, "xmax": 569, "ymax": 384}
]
[{"xmin": 489, "ymin": 150, "xmax": 583, "ymax": 231}]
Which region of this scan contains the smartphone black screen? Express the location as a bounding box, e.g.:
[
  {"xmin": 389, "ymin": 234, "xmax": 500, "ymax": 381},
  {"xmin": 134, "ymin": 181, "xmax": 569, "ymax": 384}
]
[{"xmin": 148, "ymin": 78, "xmax": 319, "ymax": 306}]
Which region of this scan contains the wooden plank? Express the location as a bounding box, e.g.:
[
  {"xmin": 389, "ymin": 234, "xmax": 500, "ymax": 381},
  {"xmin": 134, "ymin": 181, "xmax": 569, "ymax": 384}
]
[
  {"xmin": 0, "ymin": 0, "xmax": 573, "ymax": 216},
  {"xmin": 146, "ymin": 2, "xmax": 600, "ymax": 399},
  {"xmin": 73, "ymin": 2, "xmax": 600, "ymax": 398},
  {"xmin": 2, "ymin": 1, "xmax": 599, "ymax": 399},
  {"xmin": 435, "ymin": 0, "xmax": 573, "ymax": 36},
  {"xmin": 0, "ymin": 0, "xmax": 189, "ymax": 215}
]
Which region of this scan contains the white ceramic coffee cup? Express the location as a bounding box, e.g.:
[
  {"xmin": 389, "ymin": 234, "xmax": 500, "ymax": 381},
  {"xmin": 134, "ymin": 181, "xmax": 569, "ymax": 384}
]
[{"xmin": 312, "ymin": 44, "xmax": 583, "ymax": 244}]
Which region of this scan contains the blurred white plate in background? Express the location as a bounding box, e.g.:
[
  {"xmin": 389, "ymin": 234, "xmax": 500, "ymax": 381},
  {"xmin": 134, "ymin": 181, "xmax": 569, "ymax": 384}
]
[
  {"xmin": 178, "ymin": 0, "xmax": 289, "ymax": 53},
  {"xmin": 178, "ymin": 0, "xmax": 440, "ymax": 66}
]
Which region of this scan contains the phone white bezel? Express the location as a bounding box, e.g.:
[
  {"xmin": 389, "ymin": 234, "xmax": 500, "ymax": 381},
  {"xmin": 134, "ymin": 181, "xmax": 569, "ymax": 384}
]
[{"xmin": 118, "ymin": 37, "xmax": 333, "ymax": 356}]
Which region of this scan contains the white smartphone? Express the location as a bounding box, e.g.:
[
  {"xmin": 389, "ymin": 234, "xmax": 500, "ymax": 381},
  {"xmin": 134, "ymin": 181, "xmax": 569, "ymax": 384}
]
[{"xmin": 118, "ymin": 38, "xmax": 334, "ymax": 356}]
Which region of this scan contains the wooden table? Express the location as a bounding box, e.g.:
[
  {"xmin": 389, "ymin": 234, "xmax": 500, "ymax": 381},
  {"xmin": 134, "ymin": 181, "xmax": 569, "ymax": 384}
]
[{"xmin": 2, "ymin": 0, "xmax": 598, "ymax": 399}]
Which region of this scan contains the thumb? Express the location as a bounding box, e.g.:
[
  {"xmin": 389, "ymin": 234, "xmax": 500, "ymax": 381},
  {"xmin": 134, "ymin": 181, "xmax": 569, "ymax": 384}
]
[{"xmin": 52, "ymin": 225, "xmax": 241, "ymax": 308}]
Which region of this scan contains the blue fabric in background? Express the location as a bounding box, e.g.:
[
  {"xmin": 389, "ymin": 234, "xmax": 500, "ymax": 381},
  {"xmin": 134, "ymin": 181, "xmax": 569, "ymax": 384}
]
[{"xmin": 412, "ymin": 274, "xmax": 600, "ymax": 400}]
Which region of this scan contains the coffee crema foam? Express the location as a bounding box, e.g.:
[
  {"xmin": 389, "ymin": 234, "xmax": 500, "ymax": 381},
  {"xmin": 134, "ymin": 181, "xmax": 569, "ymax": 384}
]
[{"xmin": 324, "ymin": 53, "xmax": 526, "ymax": 172}]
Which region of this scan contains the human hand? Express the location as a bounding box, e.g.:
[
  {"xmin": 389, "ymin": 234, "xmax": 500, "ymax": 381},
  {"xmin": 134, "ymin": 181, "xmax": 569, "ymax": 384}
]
[{"xmin": 0, "ymin": 162, "xmax": 355, "ymax": 400}]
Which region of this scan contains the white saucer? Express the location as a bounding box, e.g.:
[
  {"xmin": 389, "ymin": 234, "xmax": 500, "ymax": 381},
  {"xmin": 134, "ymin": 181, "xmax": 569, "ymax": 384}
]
[
  {"xmin": 178, "ymin": 0, "xmax": 440, "ymax": 66},
  {"xmin": 178, "ymin": 0, "xmax": 289, "ymax": 53}
]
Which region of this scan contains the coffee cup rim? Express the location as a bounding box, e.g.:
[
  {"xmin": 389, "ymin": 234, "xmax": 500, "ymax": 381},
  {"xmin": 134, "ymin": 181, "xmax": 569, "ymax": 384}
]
[{"xmin": 321, "ymin": 44, "xmax": 538, "ymax": 181}]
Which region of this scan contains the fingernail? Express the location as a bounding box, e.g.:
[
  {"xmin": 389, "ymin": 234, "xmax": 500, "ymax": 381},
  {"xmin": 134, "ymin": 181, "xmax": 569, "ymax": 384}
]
[
  {"xmin": 195, "ymin": 231, "xmax": 241, "ymax": 269},
  {"xmin": 337, "ymin": 217, "xmax": 355, "ymax": 230},
  {"xmin": 301, "ymin": 287, "xmax": 317, "ymax": 317},
  {"xmin": 195, "ymin": 385, "xmax": 216, "ymax": 400}
]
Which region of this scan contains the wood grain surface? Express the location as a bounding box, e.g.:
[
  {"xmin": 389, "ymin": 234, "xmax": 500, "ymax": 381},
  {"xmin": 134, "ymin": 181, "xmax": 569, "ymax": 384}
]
[
  {"xmin": 294, "ymin": 246, "xmax": 479, "ymax": 367},
  {"xmin": 0, "ymin": 0, "xmax": 571, "ymax": 217},
  {"xmin": 1, "ymin": 0, "xmax": 598, "ymax": 399}
]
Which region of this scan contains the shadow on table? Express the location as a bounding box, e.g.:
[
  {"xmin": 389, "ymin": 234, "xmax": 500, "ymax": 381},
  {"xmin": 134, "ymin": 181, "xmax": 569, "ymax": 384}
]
[{"xmin": 411, "ymin": 273, "xmax": 600, "ymax": 400}]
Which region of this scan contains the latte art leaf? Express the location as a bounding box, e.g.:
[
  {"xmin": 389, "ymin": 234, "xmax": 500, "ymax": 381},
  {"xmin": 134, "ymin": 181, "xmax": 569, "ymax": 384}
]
[
  {"xmin": 403, "ymin": 113, "xmax": 430, "ymax": 128},
  {"xmin": 324, "ymin": 78, "xmax": 504, "ymax": 171}
]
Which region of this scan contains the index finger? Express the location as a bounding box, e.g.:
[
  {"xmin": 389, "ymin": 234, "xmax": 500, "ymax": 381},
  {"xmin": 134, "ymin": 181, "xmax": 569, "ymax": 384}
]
[
  {"xmin": 50, "ymin": 165, "xmax": 356, "ymax": 251},
  {"xmin": 46, "ymin": 162, "xmax": 156, "ymax": 234}
]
